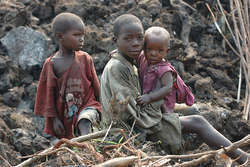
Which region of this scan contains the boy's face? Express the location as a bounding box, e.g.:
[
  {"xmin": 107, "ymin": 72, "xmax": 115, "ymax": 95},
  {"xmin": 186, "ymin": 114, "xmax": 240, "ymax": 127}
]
[
  {"xmin": 145, "ymin": 34, "xmax": 169, "ymax": 65},
  {"xmin": 60, "ymin": 21, "xmax": 85, "ymax": 51},
  {"xmin": 115, "ymin": 23, "xmax": 144, "ymax": 59}
]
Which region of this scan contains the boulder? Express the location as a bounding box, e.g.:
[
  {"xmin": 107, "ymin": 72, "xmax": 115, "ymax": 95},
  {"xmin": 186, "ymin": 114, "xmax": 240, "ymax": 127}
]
[
  {"xmin": 0, "ymin": 26, "xmax": 50, "ymax": 71},
  {"xmin": 11, "ymin": 128, "xmax": 50, "ymax": 156}
]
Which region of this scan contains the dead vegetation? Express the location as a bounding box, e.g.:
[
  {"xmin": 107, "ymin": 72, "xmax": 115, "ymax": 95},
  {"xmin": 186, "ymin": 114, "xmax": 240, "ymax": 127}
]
[
  {"xmin": 12, "ymin": 129, "xmax": 249, "ymax": 167},
  {"xmin": 207, "ymin": 0, "xmax": 250, "ymax": 120}
]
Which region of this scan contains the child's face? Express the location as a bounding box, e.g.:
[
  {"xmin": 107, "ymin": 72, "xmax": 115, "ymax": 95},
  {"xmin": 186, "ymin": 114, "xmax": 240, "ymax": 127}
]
[
  {"xmin": 116, "ymin": 23, "xmax": 144, "ymax": 59},
  {"xmin": 60, "ymin": 21, "xmax": 85, "ymax": 51},
  {"xmin": 145, "ymin": 34, "xmax": 169, "ymax": 65}
]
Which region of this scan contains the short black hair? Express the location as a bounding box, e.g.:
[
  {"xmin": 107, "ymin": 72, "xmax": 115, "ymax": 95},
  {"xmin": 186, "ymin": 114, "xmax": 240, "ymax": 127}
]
[
  {"xmin": 52, "ymin": 12, "xmax": 85, "ymax": 35},
  {"xmin": 113, "ymin": 14, "xmax": 143, "ymax": 37}
]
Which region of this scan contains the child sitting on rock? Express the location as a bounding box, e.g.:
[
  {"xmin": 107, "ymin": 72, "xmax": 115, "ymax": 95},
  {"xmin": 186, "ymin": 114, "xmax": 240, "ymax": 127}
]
[
  {"xmin": 34, "ymin": 13, "xmax": 101, "ymax": 141},
  {"xmin": 100, "ymin": 14, "xmax": 248, "ymax": 163},
  {"xmin": 136, "ymin": 26, "xmax": 248, "ymax": 164}
]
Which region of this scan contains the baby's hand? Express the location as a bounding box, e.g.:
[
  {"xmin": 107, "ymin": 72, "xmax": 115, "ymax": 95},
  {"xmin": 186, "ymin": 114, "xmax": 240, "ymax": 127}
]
[
  {"xmin": 136, "ymin": 94, "xmax": 151, "ymax": 105},
  {"xmin": 52, "ymin": 117, "xmax": 65, "ymax": 137}
]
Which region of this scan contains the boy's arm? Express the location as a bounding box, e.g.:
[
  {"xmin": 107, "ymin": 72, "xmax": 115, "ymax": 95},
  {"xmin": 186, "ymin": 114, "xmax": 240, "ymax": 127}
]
[
  {"xmin": 101, "ymin": 61, "xmax": 162, "ymax": 129},
  {"xmin": 34, "ymin": 60, "xmax": 58, "ymax": 117},
  {"xmin": 137, "ymin": 71, "xmax": 174, "ymax": 104},
  {"xmin": 89, "ymin": 57, "xmax": 100, "ymax": 101},
  {"xmin": 34, "ymin": 59, "xmax": 64, "ymax": 136}
]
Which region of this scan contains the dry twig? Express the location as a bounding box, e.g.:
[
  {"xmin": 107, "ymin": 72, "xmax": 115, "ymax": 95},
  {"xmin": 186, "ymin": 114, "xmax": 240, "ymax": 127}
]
[
  {"xmin": 206, "ymin": 0, "xmax": 250, "ymax": 120},
  {"xmin": 15, "ymin": 128, "xmax": 122, "ymax": 167}
]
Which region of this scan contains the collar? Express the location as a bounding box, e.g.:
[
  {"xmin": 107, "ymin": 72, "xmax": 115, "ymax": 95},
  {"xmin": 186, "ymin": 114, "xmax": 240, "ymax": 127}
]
[{"xmin": 111, "ymin": 51, "xmax": 138, "ymax": 76}]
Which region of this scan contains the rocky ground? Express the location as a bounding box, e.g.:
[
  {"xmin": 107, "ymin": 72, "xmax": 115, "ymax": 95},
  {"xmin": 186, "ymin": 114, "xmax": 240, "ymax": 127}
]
[{"xmin": 0, "ymin": 0, "xmax": 249, "ymax": 166}]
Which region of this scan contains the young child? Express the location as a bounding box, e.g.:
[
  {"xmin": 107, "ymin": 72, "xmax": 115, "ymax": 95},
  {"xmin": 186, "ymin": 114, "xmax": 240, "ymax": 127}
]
[
  {"xmin": 100, "ymin": 14, "xmax": 248, "ymax": 164},
  {"xmin": 136, "ymin": 26, "xmax": 248, "ymax": 164},
  {"xmin": 35, "ymin": 13, "xmax": 101, "ymax": 140},
  {"xmin": 101, "ymin": 14, "xmax": 184, "ymax": 154},
  {"xmin": 136, "ymin": 26, "xmax": 190, "ymax": 113}
]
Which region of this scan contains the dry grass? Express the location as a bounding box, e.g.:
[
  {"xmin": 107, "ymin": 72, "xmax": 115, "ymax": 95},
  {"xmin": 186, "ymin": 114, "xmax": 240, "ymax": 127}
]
[{"xmin": 207, "ymin": 0, "xmax": 250, "ymax": 120}]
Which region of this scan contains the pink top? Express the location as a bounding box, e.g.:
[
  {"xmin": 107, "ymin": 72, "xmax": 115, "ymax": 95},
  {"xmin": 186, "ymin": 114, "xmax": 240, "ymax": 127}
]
[{"xmin": 137, "ymin": 52, "xmax": 177, "ymax": 112}]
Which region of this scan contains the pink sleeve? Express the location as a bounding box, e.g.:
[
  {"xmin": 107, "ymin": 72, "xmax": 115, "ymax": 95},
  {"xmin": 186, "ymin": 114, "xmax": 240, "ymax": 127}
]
[
  {"xmin": 157, "ymin": 63, "xmax": 175, "ymax": 79},
  {"xmin": 135, "ymin": 51, "xmax": 145, "ymax": 65}
]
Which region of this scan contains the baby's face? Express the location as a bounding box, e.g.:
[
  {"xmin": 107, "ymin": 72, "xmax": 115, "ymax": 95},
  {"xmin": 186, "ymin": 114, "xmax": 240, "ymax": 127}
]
[{"xmin": 144, "ymin": 34, "xmax": 169, "ymax": 65}]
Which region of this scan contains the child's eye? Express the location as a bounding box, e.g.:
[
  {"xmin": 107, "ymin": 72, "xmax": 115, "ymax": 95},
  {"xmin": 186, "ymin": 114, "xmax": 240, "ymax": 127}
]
[{"xmin": 138, "ymin": 35, "xmax": 143, "ymax": 40}]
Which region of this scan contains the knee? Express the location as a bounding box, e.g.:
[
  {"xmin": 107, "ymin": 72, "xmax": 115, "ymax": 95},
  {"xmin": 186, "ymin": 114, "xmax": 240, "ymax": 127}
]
[
  {"xmin": 190, "ymin": 115, "xmax": 208, "ymax": 127},
  {"xmin": 78, "ymin": 118, "xmax": 91, "ymax": 127},
  {"xmin": 77, "ymin": 119, "xmax": 92, "ymax": 136}
]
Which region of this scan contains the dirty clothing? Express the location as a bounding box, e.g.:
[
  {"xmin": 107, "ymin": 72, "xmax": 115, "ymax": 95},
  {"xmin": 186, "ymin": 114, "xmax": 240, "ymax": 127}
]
[
  {"xmin": 35, "ymin": 51, "xmax": 101, "ymax": 139},
  {"xmin": 100, "ymin": 51, "xmax": 182, "ymax": 153},
  {"xmin": 137, "ymin": 52, "xmax": 177, "ymax": 113},
  {"xmin": 74, "ymin": 107, "xmax": 100, "ymax": 136}
]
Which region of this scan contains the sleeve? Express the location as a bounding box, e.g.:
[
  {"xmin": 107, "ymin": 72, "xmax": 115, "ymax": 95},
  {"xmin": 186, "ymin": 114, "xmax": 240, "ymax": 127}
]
[
  {"xmin": 89, "ymin": 57, "xmax": 100, "ymax": 99},
  {"xmin": 34, "ymin": 59, "xmax": 58, "ymax": 117},
  {"xmin": 157, "ymin": 63, "xmax": 175, "ymax": 79},
  {"xmin": 109, "ymin": 63, "xmax": 139, "ymax": 102},
  {"xmin": 135, "ymin": 51, "xmax": 145, "ymax": 67},
  {"xmin": 105, "ymin": 62, "xmax": 162, "ymax": 129}
]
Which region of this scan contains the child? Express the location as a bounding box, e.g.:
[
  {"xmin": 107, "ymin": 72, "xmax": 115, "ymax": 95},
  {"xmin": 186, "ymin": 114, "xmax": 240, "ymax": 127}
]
[
  {"xmin": 136, "ymin": 26, "xmax": 248, "ymax": 164},
  {"xmin": 136, "ymin": 26, "xmax": 191, "ymax": 113},
  {"xmin": 101, "ymin": 14, "xmax": 183, "ymax": 154},
  {"xmin": 100, "ymin": 14, "xmax": 248, "ymax": 164},
  {"xmin": 35, "ymin": 13, "xmax": 101, "ymax": 140}
]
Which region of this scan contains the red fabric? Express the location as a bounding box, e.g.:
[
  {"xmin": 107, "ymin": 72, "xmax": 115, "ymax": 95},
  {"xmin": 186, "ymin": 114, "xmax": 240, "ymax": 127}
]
[
  {"xmin": 137, "ymin": 52, "xmax": 177, "ymax": 112},
  {"xmin": 34, "ymin": 51, "xmax": 101, "ymax": 139},
  {"xmin": 137, "ymin": 52, "xmax": 194, "ymax": 112}
]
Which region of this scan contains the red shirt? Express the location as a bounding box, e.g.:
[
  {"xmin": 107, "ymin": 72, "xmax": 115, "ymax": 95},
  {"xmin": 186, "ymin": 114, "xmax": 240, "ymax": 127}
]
[{"xmin": 34, "ymin": 51, "xmax": 101, "ymax": 139}]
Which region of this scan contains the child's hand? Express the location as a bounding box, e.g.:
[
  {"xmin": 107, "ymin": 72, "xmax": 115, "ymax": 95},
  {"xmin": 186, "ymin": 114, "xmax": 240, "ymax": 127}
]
[
  {"xmin": 136, "ymin": 94, "xmax": 151, "ymax": 105},
  {"xmin": 52, "ymin": 117, "xmax": 65, "ymax": 137}
]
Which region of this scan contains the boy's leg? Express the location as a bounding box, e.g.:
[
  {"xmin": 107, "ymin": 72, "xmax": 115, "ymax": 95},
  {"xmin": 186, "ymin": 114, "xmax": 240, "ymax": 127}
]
[
  {"xmin": 180, "ymin": 115, "xmax": 248, "ymax": 164},
  {"xmin": 76, "ymin": 107, "xmax": 100, "ymax": 136},
  {"xmin": 78, "ymin": 119, "xmax": 91, "ymax": 135},
  {"xmin": 174, "ymin": 103, "xmax": 199, "ymax": 115},
  {"xmin": 147, "ymin": 113, "xmax": 183, "ymax": 154}
]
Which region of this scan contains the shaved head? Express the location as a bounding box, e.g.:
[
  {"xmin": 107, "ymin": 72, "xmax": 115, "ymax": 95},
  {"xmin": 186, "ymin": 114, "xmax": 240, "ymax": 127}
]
[
  {"xmin": 145, "ymin": 26, "xmax": 170, "ymax": 47},
  {"xmin": 113, "ymin": 14, "xmax": 143, "ymax": 37},
  {"xmin": 52, "ymin": 12, "xmax": 85, "ymax": 35}
]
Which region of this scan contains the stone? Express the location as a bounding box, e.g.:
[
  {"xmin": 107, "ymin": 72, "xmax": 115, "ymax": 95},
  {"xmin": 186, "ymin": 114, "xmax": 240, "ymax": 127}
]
[
  {"xmin": 0, "ymin": 26, "xmax": 50, "ymax": 71},
  {"xmin": 194, "ymin": 77, "xmax": 214, "ymax": 99}
]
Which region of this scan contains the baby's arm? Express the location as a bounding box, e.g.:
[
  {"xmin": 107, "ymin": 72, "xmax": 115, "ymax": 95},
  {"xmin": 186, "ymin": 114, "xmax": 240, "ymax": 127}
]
[{"xmin": 137, "ymin": 71, "xmax": 174, "ymax": 105}]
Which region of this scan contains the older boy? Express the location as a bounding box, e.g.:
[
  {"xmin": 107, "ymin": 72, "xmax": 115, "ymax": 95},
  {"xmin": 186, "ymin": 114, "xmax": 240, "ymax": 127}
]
[
  {"xmin": 35, "ymin": 13, "xmax": 101, "ymax": 140},
  {"xmin": 100, "ymin": 14, "xmax": 248, "ymax": 164},
  {"xmin": 100, "ymin": 14, "xmax": 182, "ymax": 153}
]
